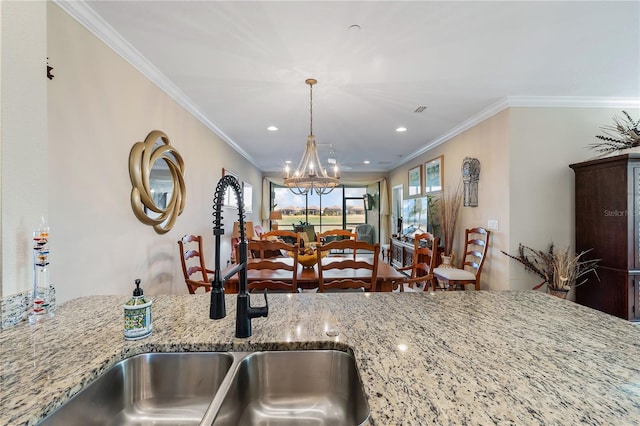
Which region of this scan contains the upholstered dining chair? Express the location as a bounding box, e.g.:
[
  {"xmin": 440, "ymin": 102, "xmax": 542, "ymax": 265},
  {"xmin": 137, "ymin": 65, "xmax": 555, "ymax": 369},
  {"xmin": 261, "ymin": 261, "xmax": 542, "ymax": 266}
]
[
  {"xmin": 316, "ymin": 240, "xmax": 380, "ymax": 292},
  {"xmin": 433, "ymin": 227, "xmax": 491, "ymax": 291},
  {"xmin": 246, "ymin": 240, "xmax": 299, "ymax": 293},
  {"xmin": 177, "ymin": 234, "xmax": 213, "ymax": 294},
  {"xmin": 355, "ymin": 224, "xmax": 375, "ymax": 245},
  {"xmin": 395, "ymin": 233, "xmax": 439, "ymax": 292}
]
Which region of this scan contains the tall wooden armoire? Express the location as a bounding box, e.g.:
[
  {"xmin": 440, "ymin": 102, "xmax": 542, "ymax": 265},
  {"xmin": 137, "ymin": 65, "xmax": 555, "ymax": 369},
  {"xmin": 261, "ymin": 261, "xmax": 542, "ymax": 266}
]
[{"xmin": 570, "ymin": 153, "xmax": 640, "ymax": 321}]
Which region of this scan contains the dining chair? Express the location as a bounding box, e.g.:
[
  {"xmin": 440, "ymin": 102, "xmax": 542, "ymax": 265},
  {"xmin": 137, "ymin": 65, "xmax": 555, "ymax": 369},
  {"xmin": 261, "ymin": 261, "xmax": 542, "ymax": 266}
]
[
  {"xmin": 355, "ymin": 224, "xmax": 374, "ymax": 245},
  {"xmin": 316, "ymin": 240, "xmax": 380, "ymax": 292},
  {"xmin": 177, "ymin": 234, "xmax": 213, "ymax": 294},
  {"xmin": 260, "ymin": 230, "xmax": 301, "ymax": 246},
  {"xmin": 395, "ymin": 232, "xmax": 439, "ymax": 292},
  {"xmin": 246, "ymin": 240, "xmax": 299, "ymax": 293},
  {"xmin": 433, "ymin": 227, "xmax": 491, "ymax": 291},
  {"xmin": 317, "ymin": 229, "xmax": 357, "ymax": 257}
]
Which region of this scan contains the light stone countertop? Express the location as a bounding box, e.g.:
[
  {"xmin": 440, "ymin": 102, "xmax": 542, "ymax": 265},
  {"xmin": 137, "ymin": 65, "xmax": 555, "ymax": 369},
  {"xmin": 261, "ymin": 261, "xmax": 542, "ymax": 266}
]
[{"xmin": 1, "ymin": 291, "xmax": 640, "ymax": 425}]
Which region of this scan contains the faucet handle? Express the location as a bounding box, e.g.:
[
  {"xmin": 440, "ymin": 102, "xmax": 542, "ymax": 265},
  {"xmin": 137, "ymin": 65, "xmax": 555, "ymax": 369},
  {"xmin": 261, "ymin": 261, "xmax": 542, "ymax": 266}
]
[
  {"xmin": 261, "ymin": 289, "xmax": 269, "ymax": 312},
  {"xmin": 248, "ymin": 289, "xmax": 269, "ymax": 319}
]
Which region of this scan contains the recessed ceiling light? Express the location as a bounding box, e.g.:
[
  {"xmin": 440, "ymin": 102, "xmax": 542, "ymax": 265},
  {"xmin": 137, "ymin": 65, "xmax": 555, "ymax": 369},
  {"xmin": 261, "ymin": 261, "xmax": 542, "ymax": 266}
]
[
  {"xmin": 285, "ymin": 160, "xmax": 292, "ymax": 164},
  {"xmin": 363, "ymin": 160, "xmax": 371, "ymax": 164},
  {"xmin": 396, "ymin": 127, "xmax": 407, "ymax": 132},
  {"xmin": 267, "ymin": 126, "xmax": 278, "ymax": 131},
  {"xmin": 348, "ymin": 24, "xmax": 361, "ymax": 32}
]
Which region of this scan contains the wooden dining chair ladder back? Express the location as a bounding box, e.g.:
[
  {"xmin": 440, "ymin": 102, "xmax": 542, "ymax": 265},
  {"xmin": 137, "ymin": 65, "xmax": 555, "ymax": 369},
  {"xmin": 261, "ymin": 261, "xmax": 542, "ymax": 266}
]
[
  {"xmin": 395, "ymin": 232, "xmax": 439, "ymax": 292},
  {"xmin": 246, "ymin": 239, "xmax": 300, "ymax": 293},
  {"xmin": 317, "ymin": 229, "xmax": 357, "ymax": 257},
  {"xmin": 433, "ymin": 227, "xmax": 490, "ymax": 291},
  {"xmin": 317, "ymin": 240, "xmax": 380, "ymax": 292},
  {"xmin": 177, "ymin": 235, "xmax": 213, "ymax": 294}
]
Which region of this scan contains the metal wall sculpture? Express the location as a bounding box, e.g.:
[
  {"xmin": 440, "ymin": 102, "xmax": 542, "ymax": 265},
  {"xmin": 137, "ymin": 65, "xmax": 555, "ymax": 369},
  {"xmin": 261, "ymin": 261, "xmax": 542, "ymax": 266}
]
[{"xmin": 461, "ymin": 157, "xmax": 480, "ymax": 207}]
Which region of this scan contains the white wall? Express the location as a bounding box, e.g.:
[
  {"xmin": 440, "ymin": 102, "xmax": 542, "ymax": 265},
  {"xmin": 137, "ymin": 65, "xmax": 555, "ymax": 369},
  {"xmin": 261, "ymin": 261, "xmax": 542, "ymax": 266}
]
[
  {"xmin": 45, "ymin": 4, "xmax": 261, "ymax": 303},
  {"xmin": 0, "ymin": 0, "xmax": 48, "ymax": 298}
]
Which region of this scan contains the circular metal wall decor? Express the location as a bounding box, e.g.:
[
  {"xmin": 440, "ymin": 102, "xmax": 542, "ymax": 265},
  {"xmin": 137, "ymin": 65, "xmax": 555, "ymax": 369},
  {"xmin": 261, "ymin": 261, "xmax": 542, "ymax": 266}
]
[{"xmin": 129, "ymin": 130, "xmax": 185, "ymax": 234}]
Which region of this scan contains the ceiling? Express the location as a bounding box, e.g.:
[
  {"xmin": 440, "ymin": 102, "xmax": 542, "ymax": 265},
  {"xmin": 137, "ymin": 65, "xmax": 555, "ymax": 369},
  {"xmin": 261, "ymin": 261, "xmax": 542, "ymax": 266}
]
[{"xmin": 62, "ymin": 1, "xmax": 639, "ymax": 172}]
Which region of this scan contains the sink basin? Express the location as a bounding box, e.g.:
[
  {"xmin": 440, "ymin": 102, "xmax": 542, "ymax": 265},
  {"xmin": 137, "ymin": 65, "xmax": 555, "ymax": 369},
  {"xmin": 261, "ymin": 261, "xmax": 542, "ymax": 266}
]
[
  {"xmin": 39, "ymin": 352, "xmax": 234, "ymax": 426},
  {"xmin": 39, "ymin": 350, "xmax": 370, "ymax": 426},
  {"xmin": 211, "ymin": 350, "xmax": 370, "ymax": 426}
]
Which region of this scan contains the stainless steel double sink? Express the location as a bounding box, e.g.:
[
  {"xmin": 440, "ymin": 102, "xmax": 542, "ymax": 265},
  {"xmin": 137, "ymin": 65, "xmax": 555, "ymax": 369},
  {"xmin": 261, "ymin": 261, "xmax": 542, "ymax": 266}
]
[{"xmin": 39, "ymin": 350, "xmax": 370, "ymax": 425}]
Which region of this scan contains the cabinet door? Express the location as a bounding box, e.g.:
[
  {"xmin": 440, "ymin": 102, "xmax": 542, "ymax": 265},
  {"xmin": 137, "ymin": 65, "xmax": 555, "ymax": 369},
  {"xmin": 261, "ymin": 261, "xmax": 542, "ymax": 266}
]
[
  {"xmin": 576, "ymin": 268, "xmax": 631, "ymax": 320},
  {"xmin": 631, "ymin": 275, "xmax": 640, "ymax": 321},
  {"xmin": 390, "ymin": 241, "xmax": 404, "ymax": 268},
  {"xmin": 404, "ymin": 248, "xmax": 414, "ymax": 268},
  {"xmin": 633, "ymin": 167, "xmax": 640, "ymax": 269}
]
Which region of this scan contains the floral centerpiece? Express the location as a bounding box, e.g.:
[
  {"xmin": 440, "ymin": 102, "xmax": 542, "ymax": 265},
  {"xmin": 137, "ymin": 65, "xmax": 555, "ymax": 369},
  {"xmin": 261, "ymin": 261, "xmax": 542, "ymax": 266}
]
[{"xmin": 501, "ymin": 243, "xmax": 599, "ymax": 298}]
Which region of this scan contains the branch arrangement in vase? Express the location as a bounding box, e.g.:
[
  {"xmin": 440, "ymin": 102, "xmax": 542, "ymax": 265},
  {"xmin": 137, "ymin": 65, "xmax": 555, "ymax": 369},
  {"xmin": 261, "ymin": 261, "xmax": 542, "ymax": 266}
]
[
  {"xmin": 501, "ymin": 243, "xmax": 599, "ymax": 291},
  {"xmin": 589, "ymin": 111, "xmax": 639, "ymax": 154},
  {"xmin": 438, "ymin": 183, "xmax": 462, "ymax": 256}
]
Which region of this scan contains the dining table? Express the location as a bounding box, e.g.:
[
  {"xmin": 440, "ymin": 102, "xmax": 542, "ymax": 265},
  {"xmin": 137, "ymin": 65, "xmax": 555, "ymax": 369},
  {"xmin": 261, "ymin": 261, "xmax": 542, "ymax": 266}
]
[{"xmin": 222, "ymin": 256, "xmax": 406, "ymax": 293}]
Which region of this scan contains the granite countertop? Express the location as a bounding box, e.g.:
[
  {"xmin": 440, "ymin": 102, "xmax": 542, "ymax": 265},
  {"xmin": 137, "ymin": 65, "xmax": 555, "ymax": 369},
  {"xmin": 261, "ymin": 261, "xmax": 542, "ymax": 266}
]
[{"xmin": 1, "ymin": 291, "xmax": 640, "ymax": 425}]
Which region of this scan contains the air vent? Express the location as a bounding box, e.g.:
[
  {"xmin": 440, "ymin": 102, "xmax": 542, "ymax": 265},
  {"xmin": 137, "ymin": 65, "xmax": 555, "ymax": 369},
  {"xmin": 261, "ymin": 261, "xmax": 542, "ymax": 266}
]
[
  {"xmin": 414, "ymin": 106, "xmax": 427, "ymax": 113},
  {"xmin": 378, "ymin": 161, "xmax": 391, "ymax": 165}
]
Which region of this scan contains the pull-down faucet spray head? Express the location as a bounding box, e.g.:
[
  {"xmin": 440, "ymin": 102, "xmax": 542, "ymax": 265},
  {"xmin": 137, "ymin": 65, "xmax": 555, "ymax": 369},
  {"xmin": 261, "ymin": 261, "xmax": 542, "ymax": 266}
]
[{"xmin": 210, "ymin": 175, "xmax": 268, "ymax": 338}]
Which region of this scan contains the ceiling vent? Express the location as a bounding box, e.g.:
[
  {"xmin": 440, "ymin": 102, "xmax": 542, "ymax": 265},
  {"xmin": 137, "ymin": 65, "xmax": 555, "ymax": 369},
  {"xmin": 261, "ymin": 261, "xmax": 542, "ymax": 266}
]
[{"xmin": 414, "ymin": 106, "xmax": 427, "ymax": 113}]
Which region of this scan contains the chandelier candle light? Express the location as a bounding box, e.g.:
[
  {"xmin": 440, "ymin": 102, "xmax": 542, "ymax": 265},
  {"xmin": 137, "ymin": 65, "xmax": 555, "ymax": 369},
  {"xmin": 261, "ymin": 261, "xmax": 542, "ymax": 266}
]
[{"xmin": 284, "ymin": 78, "xmax": 340, "ymax": 195}]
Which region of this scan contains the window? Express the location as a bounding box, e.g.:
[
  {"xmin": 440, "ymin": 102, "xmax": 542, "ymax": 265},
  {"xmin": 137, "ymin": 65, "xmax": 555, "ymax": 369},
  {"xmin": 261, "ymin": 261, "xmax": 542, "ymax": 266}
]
[{"xmin": 270, "ymin": 184, "xmax": 372, "ymax": 235}]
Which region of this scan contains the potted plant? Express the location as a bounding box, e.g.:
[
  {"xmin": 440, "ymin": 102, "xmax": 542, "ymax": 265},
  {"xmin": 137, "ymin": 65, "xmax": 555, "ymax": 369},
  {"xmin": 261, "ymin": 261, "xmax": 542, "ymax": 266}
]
[
  {"xmin": 502, "ymin": 243, "xmax": 599, "ymax": 299},
  {"xmin": 437, "ymin": 183, "xmax": 462, "ymax": 267}
]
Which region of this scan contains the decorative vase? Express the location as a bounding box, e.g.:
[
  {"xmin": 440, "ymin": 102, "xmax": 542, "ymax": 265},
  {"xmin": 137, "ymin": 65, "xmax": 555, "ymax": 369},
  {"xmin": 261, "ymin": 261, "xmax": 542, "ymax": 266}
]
[
  {"xmin": 440, "ymin": 253, "xmax": 455, "ymax": 269},
  {"xmin": 548, "ymin": 288, "xmax": 569, "ymax": 299}
]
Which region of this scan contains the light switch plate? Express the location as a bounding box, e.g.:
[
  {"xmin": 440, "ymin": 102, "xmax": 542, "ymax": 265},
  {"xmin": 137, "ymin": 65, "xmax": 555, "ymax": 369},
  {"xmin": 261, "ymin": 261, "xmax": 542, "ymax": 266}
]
[{"xmin": 487, "ymin": 220, "xmax": 499, "ymax": 230}]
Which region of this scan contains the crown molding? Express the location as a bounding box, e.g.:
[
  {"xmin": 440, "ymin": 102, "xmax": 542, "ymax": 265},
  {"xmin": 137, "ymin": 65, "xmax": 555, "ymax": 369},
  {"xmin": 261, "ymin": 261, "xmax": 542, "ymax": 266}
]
[
  {"xmin": 53, "ymin": 0, "xmax": 259, "ymax": 168},
  {"xmin": 390, "ymin": 97, "xmax": 511, "ymax": 169},
  {"xmin": 507, "ymin": 96, "xmax": 640, "ymax": 108},
  {"xmin": 389, "ymin": 96, "xmax": 640, "ymax": 170}
]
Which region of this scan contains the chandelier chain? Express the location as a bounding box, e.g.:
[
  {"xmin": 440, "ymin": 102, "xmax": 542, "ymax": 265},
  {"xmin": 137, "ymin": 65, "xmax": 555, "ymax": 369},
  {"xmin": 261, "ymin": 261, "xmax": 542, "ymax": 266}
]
[{"xmin": 309, "ymin": 81, "xmax": 313, "ymax": 136}]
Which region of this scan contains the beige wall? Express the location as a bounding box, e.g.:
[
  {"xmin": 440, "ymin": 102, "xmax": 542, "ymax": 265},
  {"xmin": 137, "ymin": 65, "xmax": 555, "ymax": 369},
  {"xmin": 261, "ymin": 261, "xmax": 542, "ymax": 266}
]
[
  {"xmin": 508, "ymin": 106, "xmax": 640, "ymax": 290},
  {"xmin": 1, "ymin": 0, "xmax": 48, "ymax": 297},
  {"xmin": 389, "ymin": 109, "xmax": 511, "ymax": 290},
  {"xmin": 45, "ymin": 4, "xmax": 261, "ymax": 303},
  {"xmin": 389, "ymin": 106, "xmax": 640, "ymax": 291}
]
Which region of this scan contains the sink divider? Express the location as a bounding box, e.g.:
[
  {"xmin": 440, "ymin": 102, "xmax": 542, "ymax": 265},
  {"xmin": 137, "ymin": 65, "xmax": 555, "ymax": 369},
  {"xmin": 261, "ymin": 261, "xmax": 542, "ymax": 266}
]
[{"xmin": 199, "ymin": 352, "xmax": 250, "ymax": 426}]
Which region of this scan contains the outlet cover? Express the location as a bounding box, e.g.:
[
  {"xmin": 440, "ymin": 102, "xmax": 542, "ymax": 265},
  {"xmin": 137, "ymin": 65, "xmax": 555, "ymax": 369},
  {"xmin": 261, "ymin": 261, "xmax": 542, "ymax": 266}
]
[{"xmin": 487, "ymin": 220, "xmax": 499, "ymax": 230}]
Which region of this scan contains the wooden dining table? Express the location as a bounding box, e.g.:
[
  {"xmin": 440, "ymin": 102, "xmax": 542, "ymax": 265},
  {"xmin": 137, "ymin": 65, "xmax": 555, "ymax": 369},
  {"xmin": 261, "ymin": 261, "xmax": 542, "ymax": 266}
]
[{"xmin": 222, "ymin": 256, "xmax": 406, "ymax": 293}]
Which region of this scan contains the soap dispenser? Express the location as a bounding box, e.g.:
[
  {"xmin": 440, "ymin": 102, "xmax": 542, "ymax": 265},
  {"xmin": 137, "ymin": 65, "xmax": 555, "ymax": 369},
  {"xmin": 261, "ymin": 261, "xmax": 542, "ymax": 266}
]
[{"xmin": 124, "ymin": 279, "xmax": 152, "ymax": 340}]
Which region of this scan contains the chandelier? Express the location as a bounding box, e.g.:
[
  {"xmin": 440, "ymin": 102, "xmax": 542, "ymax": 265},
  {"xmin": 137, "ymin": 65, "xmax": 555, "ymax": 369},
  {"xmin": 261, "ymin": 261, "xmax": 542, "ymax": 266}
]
[{"xmin": 284, "ymin": 78, "xmax": 339, "ymax": 195}]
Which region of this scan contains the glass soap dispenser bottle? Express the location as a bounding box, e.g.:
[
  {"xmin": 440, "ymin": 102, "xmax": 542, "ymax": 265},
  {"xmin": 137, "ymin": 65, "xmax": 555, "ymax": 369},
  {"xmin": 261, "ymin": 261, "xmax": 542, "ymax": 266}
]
[{"xmin": 124, "ymin": 279, "xmax": 153, "ymax": 340}]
